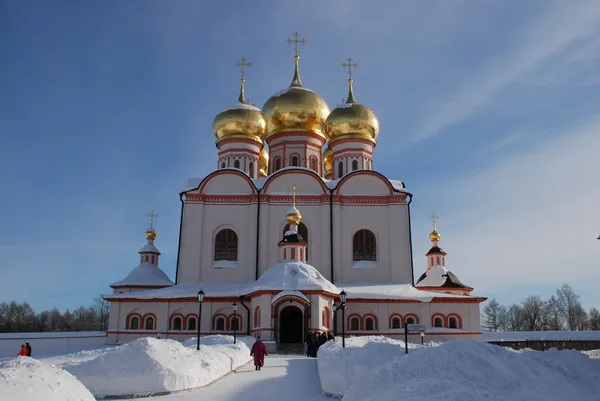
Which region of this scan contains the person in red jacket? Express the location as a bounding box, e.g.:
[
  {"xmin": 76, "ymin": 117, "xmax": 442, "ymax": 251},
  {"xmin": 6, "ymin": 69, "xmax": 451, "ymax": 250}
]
[
  {"xmin": 250, "ymin": 336, "xmax": 268, "ymax": 371},
  {"xmin": 17, "ymin": 344, "xmax": 28, "ymax": 357}
]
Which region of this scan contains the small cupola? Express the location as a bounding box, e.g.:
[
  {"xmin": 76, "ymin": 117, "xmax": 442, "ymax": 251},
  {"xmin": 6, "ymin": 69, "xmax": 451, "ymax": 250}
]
[{"xmin": 278, "ymin": 186, "xmax": 308, "ymax": 262}]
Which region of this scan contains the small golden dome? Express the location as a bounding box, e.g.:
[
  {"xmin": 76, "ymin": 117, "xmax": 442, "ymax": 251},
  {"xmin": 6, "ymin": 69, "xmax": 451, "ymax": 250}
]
[
  {"xmin": 262, "ymin": 56, "xmax": 330, "ymax": 140},
  {"xmin": 146, "ymin": 228, "xmax": 157, "ymax": 240},
  {"xmin": 429, "ymin": 229, "xmax": 441, "ymax": 242},
  {"xmin": 259, "ymin": 148, "xmax": 269, "ymax": 177},
  {"xmin": 286, "ymin": 206, "xmax": 302, "ymax": 225},
  {"xmin": 213, "ymin": 79, "xmax": 266, "ymax": 146},
  {"xmin": 323, "ymin": 145, "xmax": 332, "ymax": 176},
  {"xmin": 325, "ymin": 79, "xmax": 379, "ymax": 144}
]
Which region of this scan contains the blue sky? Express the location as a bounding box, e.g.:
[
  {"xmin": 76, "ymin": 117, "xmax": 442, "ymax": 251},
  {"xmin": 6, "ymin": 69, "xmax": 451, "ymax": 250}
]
[{"xmin": 1, "ymin": 0, "xmax": 600, "ymax": 312}]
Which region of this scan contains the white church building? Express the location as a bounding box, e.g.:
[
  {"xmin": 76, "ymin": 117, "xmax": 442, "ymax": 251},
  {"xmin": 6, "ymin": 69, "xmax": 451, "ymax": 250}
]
[{"xmin": 104, "ymin": 37, "xmax": 485, "ymax": 346}]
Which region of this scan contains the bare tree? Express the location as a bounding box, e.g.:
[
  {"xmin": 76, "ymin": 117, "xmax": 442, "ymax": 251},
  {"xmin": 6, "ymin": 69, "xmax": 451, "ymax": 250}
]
[
  {"xmin": 503, "ymin": 304, "xmax": 524, "ymax": 331},
  {"xmin": 556, "ymin": 284, "xmax": 584, "ymax": 330},
  {"xmin": 544, "ymin": 295, "xmax": 563, "ymax": 331},
  {"xmin": 482, "ymin": 298, "xmax": 506, "ymax": 331},
  {"xmin": 521, "ymin": 295, "xmax": 547, "ymax": 331},
  {"xmin": 589, "ymin": 307, "xmax": 600, "ymax": 330},
  {"xmin": 93, "ymin": 296, "xmax": 110, "ymax": 331}
]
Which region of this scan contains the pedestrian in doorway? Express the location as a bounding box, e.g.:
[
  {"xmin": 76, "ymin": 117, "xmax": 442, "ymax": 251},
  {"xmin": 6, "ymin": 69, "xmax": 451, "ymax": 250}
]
[{"xmin": 250, "ymin": 336, "xmax": 268, "ymax": 371}]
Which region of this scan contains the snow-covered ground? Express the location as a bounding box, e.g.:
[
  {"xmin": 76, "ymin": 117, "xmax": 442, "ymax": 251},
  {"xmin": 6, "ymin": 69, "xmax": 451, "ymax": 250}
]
[
  {"xmin": 318, "ymin": 336, "xmax": 600, "ymax": 401},
  {"xmin": 0, "ymin": 357, "xmax": 95, "ymax": 401}
]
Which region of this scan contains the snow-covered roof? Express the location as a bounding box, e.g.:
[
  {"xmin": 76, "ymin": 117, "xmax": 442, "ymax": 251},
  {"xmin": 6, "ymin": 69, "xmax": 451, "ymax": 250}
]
[
  {"xmin": 338, "ymin": 283, "xmax": 472, "ymax": 301},
  {"xmin": 106, "ymin": 282, "xmax": 247, "ymax": 299},
  {"xmin": 415, "ymin": 265, "xmax": 471, "ymax": 289},
  {"xmin": 243, "ymin": 261, "xmax": 339, "ymax": 294},
  {"xmin": 272, "ymin": 290, "xmax": 310, "ymax": 304},
  {"xmin": 139, "ymin": 244, "xmax": 160, "ymax": 254},
  {"xmin": 110, "ymin": 263, "xmax": 174, "ymax": 288}
]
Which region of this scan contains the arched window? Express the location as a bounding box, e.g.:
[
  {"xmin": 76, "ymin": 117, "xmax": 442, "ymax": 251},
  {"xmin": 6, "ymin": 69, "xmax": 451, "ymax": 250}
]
[
  {"xmin": 130, "ymin": 316, "xmax": 140, "ymax": 330},
  {"xmin": 234, "ymin": 160, "xmax": 240, "ymax": 169},
  {"xmin": 366, "ymin": 160, "xmax": 371, "ymax": 170},
  {"xmin": 254, "ymin": 307, "xmax": 261, "ymax": 328},
  {"xmin": 353, "ymin": 229, "xmax": 377, "ymax": 261},
  {"xmin": 274, "ymin": 158, "xmax": 281, "ymax": 171},
  {"xmin": 449, "ymin": 317, "xmax": 458, "ymax": 329},
  {"xmin": 187, "ymin": 317, "xmax": 197, "ymax": 331},
  {"xmin": 350, "ymin": 316, "xmax": 360, "ymax": 331},
  {"xmin": 310, "ymin": 157, "xmax": 317, "ymax": 171},
  {"xmin": 322, "ymin": 307, "xmax": 330, "ymax": 328},
  {"xmin": 221, "ymin": 162, "xmax": 226, "ymax": 168},
  {"xmin": 352, "ymin": 160, "xmax": 358, "ymax": 171},
  {"xmin": 144, "ymin": 316, "xmax": 154, "ymax": 330},
  {"xmin": 230, "ymin": 316, "xmax": 240, "ymax": 331},
  {"xmin": 283, "ymin": 222, "xmax": 308, "ymax": 243},
  {"xmin": 338, "ymin": 161, "xmax": 344, "ymax": 178},
  {"xmin": 214, "ymin": 229, "xmax": 238, "ymax": 261},
  {"xmin": 405, "ymin": 316, "xmax": 416, "ymax": 325},
  {"xmin": 214, "ymin": 316, "xmax": 226, "ymax": 331},
  {"xmin": 391, "ymin": 317, "xmax": 401, "ymax": 329},
  {"xmin": 364, "ymin": 317, "xmax": 375, "ymax": 331},
  {"xmin": 434, "ymin": 317, "xmax": 443, "ymax": 328},
  {"xmin": 291, "ymin": 155, "xmax": 299, "ymax": 166},
  {"xmin": 171, "ymin": 316, "xmax": 182, "ymax": 330},
  {"xmin": 249, "ymin": 162, "xmax": 255, "ymax": 178}
]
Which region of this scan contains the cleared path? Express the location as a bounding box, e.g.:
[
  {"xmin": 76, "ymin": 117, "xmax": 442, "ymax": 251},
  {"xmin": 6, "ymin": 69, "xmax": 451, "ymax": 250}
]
[{"xmin": 152, "ymin": 355, "xmax": 330, "ymax": 401}]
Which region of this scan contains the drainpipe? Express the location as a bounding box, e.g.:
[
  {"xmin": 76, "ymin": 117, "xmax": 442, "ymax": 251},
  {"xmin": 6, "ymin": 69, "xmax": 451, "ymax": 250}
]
[
  {"xmin": 239, "ymin": 295, "xmax": 251, "ymax": 336},
  {"xmin": 407, "ymin": 193, "xmax": 415, "ymax": 286},
  {"xmin": 329, "ymin": 190, "xmax": 334, "ymax": 282},
  {"xmin": 174, "ymin": 193, "xmax": 185, "ymax": 284},
  {"xmin": 255, "ymin": 190, "xmax": 261, "ymax": 280}
]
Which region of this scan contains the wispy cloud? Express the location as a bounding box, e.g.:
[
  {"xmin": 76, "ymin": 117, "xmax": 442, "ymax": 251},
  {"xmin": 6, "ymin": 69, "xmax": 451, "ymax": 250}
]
[{"xmin": 414, "ymin": 1, "xmax": 600, "ymax": 142}]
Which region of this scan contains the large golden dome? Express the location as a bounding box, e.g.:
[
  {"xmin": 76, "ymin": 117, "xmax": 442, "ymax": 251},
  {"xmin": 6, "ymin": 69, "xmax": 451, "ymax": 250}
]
[
  {"xmin": 262, "ymin": 56, "xmax": 330, "ymax": 140},
  {"xmin": 325, "ymin": 79, "xmax": 379, "ymax": 144},
  {"xmin": 213, "ymin": 80, "xmax": 266, "ymax": 146}
]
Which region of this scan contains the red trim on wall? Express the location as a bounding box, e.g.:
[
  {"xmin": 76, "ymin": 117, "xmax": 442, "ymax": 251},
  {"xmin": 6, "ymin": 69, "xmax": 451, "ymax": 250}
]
[
  {"xmin": 142, "ymin": 313, "xmax": 157, "ymax": 330},
  {"xmin": 445, "ymin": 313, "xmax": 463, "ymax": 329},
  {"xmin": 169, "ymin": 313, "xmax": 185, "ymax": 330},
  {"xmin": 212, "ymin": 313, "xmax": 227, "ymax": 330},
  {"xmin": 228, "ymin": 313, "xmax": 243, "ymax": 331},
  {"xmin": 431, "ymin": 313, "xmax": 445, "ymax": 328},
  {"xmin": 125, "ymin": 313, "xmax": 142, "ymax": 330},
  {"xmin": 362, "ymin": 313, "xmax": 378, "ymax": 331},
  {"xmin": 403, "ymin": 313, "xmax": 420, "ymax": 325},
  {"xmin": 388, "ymin": 313, "xmax": 403, "ymax": 329},
  {"xmin": 347, "ymin": 313, "xmax": 362, "ymax": 330}
]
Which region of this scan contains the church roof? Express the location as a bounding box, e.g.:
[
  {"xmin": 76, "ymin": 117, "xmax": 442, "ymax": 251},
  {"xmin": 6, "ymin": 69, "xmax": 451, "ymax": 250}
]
[
  {"xmin": 242, "ymin": 261, "xmax": 339, "ymax": 295},
  {"xmin": 415, "ymin": 265, "xmax": 471, "ymax": 289},
  {"xmin": 105, "ymin": 282, "xmax": 246, "ymax": 299},
  {"xmin": 139, "ymin": 244, "xmax": 160, "ymax": 254},
  {"xmin": 110, "ymin": 262, "xmax": 174, "ymax": 288},
  {"xmin": 425, "ymin": 246, "xmax": 446, "ymax": 255},
  {"xmin": 338, "ymin": 283, "xmax": 473, "ymax": 301}
]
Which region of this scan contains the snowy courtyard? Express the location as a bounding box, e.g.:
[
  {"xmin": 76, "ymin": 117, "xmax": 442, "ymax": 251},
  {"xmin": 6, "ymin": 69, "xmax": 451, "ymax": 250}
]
[{"xmin": 2, "ymin": 335, "xmax": 600, "ymax": 400}]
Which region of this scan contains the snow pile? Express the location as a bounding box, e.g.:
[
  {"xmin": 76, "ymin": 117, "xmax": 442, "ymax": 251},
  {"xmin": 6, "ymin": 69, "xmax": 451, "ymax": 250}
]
[
  {"xmin": 62, "ymin": 335, "xmax": 252, "ymax": 398},
  {"xmin": 0, "ymin": 357, "xmax": 95, "ymax": 401},
  {"xmin": 318, "ymin": 336, "xmax": 600, "ymax": 401},
  {"xmin": 244, "ymin": 261, "xmax": 339, "ymax": 294},
  {"xmin": 317, "ymin": 336, "xmax": 426, "ymax": 396}
]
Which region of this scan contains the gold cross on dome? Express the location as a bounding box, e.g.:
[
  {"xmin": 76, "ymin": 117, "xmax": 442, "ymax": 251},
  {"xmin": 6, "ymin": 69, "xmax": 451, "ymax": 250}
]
[
  {"xmin": 234, "ymin": 57, "xmax": 252, "ymax": 81},
  {"xmin": 287, "ymin": 32, "xmax": 307, "ymax": 58},
  {"xmin": 288, "ymin": 185, "xmax": 299, "ymax": 207},
  {"xmin": 147, "ymin": 210, "xmax": 158, "ymax": 229},
  {"xmin": 342, "ymin": 57, "xmax": 358, "ymax": 80},
  {"xmin": 429, "ymin": 212, "xmax": 438, "ymax": 229}
]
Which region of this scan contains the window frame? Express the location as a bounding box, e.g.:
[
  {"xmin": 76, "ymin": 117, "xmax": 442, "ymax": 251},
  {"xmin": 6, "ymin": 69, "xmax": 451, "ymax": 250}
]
[
  {"xmin": 214, "ymin": 229, "xmax": 238, "ymax": 261},
  {"xmin": 353, "ymin": 229, "xmax": 377, "ymax": 261}
]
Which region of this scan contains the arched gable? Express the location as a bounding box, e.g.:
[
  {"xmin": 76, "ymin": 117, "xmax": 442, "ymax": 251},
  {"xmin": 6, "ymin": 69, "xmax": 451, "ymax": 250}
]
[
  {"xmin": 185, "ymin": 169, "xmax": 257, "ymax": 196},
  {"xmin": 334, "ymin": 171, "xmax": 394, "ymax": 196},
  {"xmin": 262, "ymin": 168, "xmax": 328, "ymax": 196}
]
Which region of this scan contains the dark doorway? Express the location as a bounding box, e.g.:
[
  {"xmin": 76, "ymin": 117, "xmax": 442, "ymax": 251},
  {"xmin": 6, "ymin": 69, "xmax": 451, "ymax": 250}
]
[{"xmin": 279, "ymin": 306, "xmax": 303, "ymax": 343}]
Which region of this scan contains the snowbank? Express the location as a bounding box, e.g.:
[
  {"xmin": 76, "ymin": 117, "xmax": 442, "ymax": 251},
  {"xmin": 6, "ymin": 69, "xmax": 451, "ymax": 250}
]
[
  {"xmin": 0, "ymin": 356, "xmax": 95, "ymax": 401},
  {"xmin": 317, "ymin": 336, "xmax": 428, "ymax": 396},
  {"xmin": 55, "ymin": 335, "xmax": 252, "ymax": 398},
  {"xmin": 318, "ymin": 336, "xmax": 600, "ymax": 401}
]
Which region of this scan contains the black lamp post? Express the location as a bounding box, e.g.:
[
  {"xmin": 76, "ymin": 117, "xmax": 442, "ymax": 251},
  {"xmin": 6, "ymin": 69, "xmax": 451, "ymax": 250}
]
[
  {"xmin": 420, "ymin": 331, "xmax": 425, "ymax": 345},
  {"xmin": 196, "ymin": 289, "xmax": 205, "ymax": 351},
  {"xmin": 340, "ymin": 290, "xmax": 347, "ymax": 348},
  {"xmin": 232, "ymin": 302, "xmax": 238, "ymax": 344},
  {"xmin": 332, "ymin": 303, "xmax": 338, "ymax": 338}
]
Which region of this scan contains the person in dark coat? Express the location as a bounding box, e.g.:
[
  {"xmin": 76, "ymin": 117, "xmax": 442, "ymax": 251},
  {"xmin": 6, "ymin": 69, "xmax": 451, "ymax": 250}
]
[
  {"xmin": 318, "ymin": 332, "xmax": 327, "ymax": 346},
  {"xmin": 327, "ymin": 332, "xmax": 334, "ymax": 341},
  {"xmin": 250, "ymin": 336, "xmax": 268, "ymax": 370},
  {"xmin": 25, "ymin": 342, "xmax": 31, "ymax": 357},
  {"xmin": 17, "ymin": 344, "xmax": 27, "ymax": 357},
  {"xmin": 306, "ymin": 332, "xmax": 313, "ymax": 357}
]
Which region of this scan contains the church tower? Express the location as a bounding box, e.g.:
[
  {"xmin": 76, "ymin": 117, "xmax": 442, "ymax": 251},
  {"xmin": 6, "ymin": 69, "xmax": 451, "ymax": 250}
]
[
  {"xmin": 326, "ymin": 58, "xmax": 379, "ymax": 179},
  {"xmin": 262, "ymin": 33, "xmax": 330, "ymax": 175},
  {"xmin": 278, "ymin": 188, "xmax": 308, "ymax": 263},
  {"xmin": 213, "ymin": 57, "xmax": 266, "ymax": 179},
  {"xmin": 426, "ymin": 212, "xmax": 447, "ymax": 269}
]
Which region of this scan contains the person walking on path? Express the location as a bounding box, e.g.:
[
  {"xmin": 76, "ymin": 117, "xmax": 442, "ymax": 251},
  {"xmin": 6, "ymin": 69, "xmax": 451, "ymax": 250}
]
[
  {"xmin": 17, "ymin": 345, "xmax": 28, "ymax": 357},
  {"xmin": 250, "ymin": 336, "xmax": 268, "ymax": 371},
  {"xmin": 25, "ymin": 342, "xmax": 31, "ymax": 357}
]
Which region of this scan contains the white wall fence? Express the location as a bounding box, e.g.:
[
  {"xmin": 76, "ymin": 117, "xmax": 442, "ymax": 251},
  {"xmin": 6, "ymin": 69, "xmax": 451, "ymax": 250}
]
[{"xmin": 0, "ymin": 331, "xmax": 107, "ymax": 358}]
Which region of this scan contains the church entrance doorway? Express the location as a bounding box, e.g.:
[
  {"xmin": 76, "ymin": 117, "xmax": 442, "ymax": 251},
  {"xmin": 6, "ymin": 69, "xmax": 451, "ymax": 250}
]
[{"xmin": 279, "ymin": 305, "xmax": 303, "ymax": 343}]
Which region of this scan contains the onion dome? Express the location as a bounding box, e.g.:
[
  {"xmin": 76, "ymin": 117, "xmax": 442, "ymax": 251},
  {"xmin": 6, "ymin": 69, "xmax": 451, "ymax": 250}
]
[
  {"xmin": 213, "ymin": 76, "xmax": 266, "ymax": 146},
  {"xmin": 259, "ymin": 148, "xmax": 269, "ymax": 177},
  {"xmin": 325, "ymin": 78, "xmax": 379, "ymax": 145},
  {"xmin": 323, "ymin": 144, "xmax": 332, "ymax": 176},
  {"xmin": 286, "ymin": 206, "xmax": 302, "ymax": 225},
  {"xmin": 429, "ymin": 229, "xmax": 441, "ymax": 242},
  {"xmin": 146, "ymin": 228, "xmax": 157, "ymax": 241},
  {"xmin": 262, "ymin": 55, "xmax": 330, "ymax": 139}
]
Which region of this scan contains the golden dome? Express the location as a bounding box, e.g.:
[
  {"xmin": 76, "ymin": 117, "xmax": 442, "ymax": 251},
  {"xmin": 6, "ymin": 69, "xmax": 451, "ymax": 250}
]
[
  {"xmin": 262, "ymin": 56, "xmax": 330, "ymax": 140},
  {"xmin": 286, "ymin": 206, "xmax": 302, "ymax": 225},
  {"xmin": 146, "ymin": 228, "xmax": 157, "ymax": 240},
  {"xmin": 213, "ymin": 79, "xmax": 266, "ymax": 146},
  {"xmin": 259, "ymin": 148, "xmax": 269, "ymax": 177},
  {"xmin": 325, "ymin": 79, "xmax": 379, "ymax": 144},
  {"xmin": 429, "ymin": 229, "xmax": 441, "ymax": 242},
  {"xmin": 323, "ymin": 145, "xmax": 332, "ymax": 176}
]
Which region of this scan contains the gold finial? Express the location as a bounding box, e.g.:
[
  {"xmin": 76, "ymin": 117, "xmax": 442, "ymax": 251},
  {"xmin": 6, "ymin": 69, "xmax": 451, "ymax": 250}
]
[
  {"xmin": 287, "ymin": 32, "xmax": 307, "ymax": 87},
  {"xmin": 342, "ymin": 57, "xmax": 358, "ymax": 104},
  {"xmin": 286, "ymin": 185, "xmax": 302, "ymax": 225},
  {"xmin": 146, "ymin": 210, "xmax": 158, "ymax": 240},
  {"xmin": 290, "ymin": 185, "xmax": 298, "ymax": 207},
  {"xmin": 147, "ymin": 210, "xmax": 158, "ymax": 229},
  {"xmin": 234, "ymin": 57, "xmax": 252, "ymax": 103},
  {"xmin": 428, "ymin": 212, "xmax": 440, "ymax": 242}
]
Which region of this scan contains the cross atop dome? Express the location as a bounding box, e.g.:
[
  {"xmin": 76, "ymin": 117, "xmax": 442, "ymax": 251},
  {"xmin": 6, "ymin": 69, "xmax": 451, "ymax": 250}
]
[
  {"xmin": 146, "ymin": 210, "xmax": 158, "ymax": 240},
  {"xmin": 234, "ymin": 56, "xmax": 252, "ymax": 103},
  {"xmin": 342, "ymin": 57, "xmax": 358, "ymax": 103},
  {"xmin": 429, "ymin": 212, "xmax": 441, "ymax": 242},
  {"xmin": 286, "ymin": 32, "xmax": 307, "ymax": 87}
]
